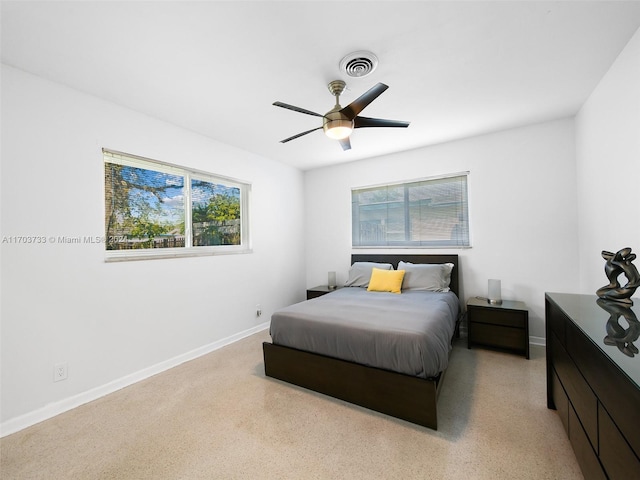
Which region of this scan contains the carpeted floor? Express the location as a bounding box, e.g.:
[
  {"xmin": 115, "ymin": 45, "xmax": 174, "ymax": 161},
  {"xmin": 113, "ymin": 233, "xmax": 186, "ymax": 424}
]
[{"xmin": 1, "ymin": 330, "xmax": 582, "ymax": 479}]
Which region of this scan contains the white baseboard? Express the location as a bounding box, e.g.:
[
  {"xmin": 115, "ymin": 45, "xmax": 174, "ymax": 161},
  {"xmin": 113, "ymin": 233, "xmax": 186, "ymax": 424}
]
[
  {"xmin": 1, "ymin": 322, "xmax": 270, "ymax": 438},
  {"xmin": 529, "ymin": 335, "xmax": 546, "ymax": 347},
  {"xmin": 529, "ymin": 335, "xmax": 547, "ymax": 347}
]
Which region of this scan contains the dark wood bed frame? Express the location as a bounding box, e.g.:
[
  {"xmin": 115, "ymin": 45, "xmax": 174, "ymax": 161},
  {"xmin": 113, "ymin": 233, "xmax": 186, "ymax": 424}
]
[{"xmin": 262, "ymin": 254, "xmax": 461, "ymax": 430}]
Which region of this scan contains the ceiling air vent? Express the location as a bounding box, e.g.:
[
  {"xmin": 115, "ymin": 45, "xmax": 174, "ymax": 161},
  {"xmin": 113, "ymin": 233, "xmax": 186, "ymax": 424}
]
[{"xmin": 339, "ymin": 51, "xmax": 378, "ymax": 78}]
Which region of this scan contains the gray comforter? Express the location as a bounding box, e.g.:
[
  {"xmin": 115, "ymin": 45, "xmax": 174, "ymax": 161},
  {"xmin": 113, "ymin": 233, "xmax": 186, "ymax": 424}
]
[{"xmin": 270, "ymin": 287, "xmax": 460, "ymax": 379}]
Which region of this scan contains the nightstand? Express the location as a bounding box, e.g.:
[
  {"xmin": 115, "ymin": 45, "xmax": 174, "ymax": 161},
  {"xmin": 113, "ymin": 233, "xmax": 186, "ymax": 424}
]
[
  {"xmin": 467, "ymin": 297, "xmax": 529, "ymax": 359},
  {"xmin": 306, "ymin": 286, "xmax": 341, "ymax": 300}
]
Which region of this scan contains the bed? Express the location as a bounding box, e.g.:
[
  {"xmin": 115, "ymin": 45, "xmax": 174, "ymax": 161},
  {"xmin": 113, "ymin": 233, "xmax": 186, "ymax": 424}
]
[{"xmin": 262, "ymin": 254, "xmax": 461, "ymax": 430}]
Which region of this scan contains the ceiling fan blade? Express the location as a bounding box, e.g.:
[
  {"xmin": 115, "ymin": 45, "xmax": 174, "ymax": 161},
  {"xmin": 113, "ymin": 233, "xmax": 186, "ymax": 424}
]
[
  {"xmin": 338, "ymin": 137, "xmax": 351, "ymax": 151},
  {"xmin": 340, "ymin": 83, "xmax": 389, "ymax": 119},
  {"xmin": 354, "ymin": 116, "xmax": 410, "ymax": 129},
  {"xmin": 279, "ymin": 127, "xmax": 323, "ymax": 143},
  {"xmin": 273, "ymin": 102, "xmax": 325, "ymax": 118}
]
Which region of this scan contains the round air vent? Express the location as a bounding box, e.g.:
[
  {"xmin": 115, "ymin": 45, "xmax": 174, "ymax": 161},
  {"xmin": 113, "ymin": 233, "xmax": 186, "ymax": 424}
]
[{"xmin": 339, "ymin": 51, "xmax": 379, "ymax": 78}]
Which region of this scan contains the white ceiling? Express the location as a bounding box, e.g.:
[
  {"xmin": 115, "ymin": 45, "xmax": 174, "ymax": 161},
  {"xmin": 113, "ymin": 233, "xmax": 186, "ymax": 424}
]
[{"xmin": 3, "ymin": 1, "xmax": 640, "ymax": 170}]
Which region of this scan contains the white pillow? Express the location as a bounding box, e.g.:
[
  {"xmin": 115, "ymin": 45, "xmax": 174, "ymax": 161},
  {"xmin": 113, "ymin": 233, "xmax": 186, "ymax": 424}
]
[
  {"xmin": 398, "ymin": 262, "xmax": 454, "ymax": 292},
  {"xmin": 344, "ymin": 262, "xmax": 393, "ymax": 288}
]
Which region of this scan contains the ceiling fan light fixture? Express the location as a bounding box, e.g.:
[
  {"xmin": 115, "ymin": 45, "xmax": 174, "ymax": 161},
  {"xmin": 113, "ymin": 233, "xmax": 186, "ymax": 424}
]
[
  {"xmin": 323, "ymin": 106, "xmax": 353, "ymax": 139},
  {"xmin": 324, "ymin": 120, "xmax": 353, "ymax": 140},
  {"xmin": 273, "ymin": 80, "xmax": 409, "ymax": 150}
]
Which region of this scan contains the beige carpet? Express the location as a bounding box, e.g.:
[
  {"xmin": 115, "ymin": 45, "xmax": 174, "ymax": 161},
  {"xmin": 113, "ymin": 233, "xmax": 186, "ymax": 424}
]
[{"xmin": 1, "ymin": 330, "xmax": 582, "ymax": 479}]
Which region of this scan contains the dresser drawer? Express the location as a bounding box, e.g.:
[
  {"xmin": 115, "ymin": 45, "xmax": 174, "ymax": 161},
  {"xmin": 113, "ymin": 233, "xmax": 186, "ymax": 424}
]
[
  {"xmin": 468, "ymin": 307, "xmax": 527, "ymax": 328},
  {"xmin": 306, "ymin": 286, "xmax": 341, "ymax": 300},
  {"xmin": 551, "ymin": 368, "xmax": 569, "ymax": 433},
  {"xmin": 599, "ymin": 403, "xmax": 640, "ymax": 479},
  {"xmin": 469, "ymin": 321, "xmax": 526, "ymax": 350},
  {"xmin": 306, "ymin": 290, "xmax": 326, "ymax": 300},
  {"xmin": 569, "ymin": 405, "xmax": 606, "ymax": 480},
  {"xmin": 551, "ymin": 333, "xmax": 598, "ymax": 448},
  {"xmin": 545, "ymin": 299, "xmax": 566, "ymax": 345}
]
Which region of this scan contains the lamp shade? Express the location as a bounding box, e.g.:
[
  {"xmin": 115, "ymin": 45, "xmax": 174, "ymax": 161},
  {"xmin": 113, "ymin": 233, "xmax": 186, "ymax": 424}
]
[{"xmin": 488, "ymin": 279, "xmax": 502, "ymax": 304}]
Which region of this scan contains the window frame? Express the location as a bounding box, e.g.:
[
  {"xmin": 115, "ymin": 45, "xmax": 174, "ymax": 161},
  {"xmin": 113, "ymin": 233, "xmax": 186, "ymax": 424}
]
[
  {"xmin": 351, "ymin": 172, "xmax": 470, "ymax": 249},
  {"xmin": 103, "ymin": 149, "xmax": 251, "ymax": 262}
]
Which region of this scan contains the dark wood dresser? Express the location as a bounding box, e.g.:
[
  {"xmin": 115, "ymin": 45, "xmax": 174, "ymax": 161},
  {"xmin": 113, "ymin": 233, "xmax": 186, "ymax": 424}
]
[{"xmin": 545, "ymin": 292, "xmax": 640, "ymax": 480}]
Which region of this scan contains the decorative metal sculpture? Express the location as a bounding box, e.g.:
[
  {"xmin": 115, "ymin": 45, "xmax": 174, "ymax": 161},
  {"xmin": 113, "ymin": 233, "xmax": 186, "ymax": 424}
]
[{"xmin": 596, "ymin": 247, "xmax": 640, "ymax": 306}]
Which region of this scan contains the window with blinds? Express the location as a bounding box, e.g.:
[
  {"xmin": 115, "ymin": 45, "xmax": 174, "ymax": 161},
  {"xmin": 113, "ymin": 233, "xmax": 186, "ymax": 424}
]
[
  {"xmin": 352, "ymin": 173, "xmax": 470, "ymax": 248},
  {"xmin": 104, "ymin": 149, "xmax": 251, "ymax": 261}
]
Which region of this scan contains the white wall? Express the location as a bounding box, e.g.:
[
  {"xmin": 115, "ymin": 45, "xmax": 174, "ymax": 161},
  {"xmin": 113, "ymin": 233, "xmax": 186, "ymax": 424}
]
[
  {"xmin": 0, "ymin": 65, "xmax": 306, "ymax": 433},
  {"xmin": 304, "ymin": 118, "xmax": 579, "ymax": 342},
  {"xmin": 576, "ymin": 27, "xmax": 640, "ymax": 294}
]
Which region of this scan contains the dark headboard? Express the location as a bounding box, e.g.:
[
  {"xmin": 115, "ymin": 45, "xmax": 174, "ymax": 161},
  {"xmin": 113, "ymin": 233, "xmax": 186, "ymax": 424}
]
[{"xmin": 351, "ymin": 254, "xmax": 460, "ymax": 298}]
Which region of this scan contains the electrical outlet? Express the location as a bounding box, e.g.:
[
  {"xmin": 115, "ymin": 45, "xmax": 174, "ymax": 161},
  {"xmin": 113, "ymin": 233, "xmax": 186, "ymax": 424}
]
[
  {"xmin": 54, "ymin": 362, "xmax": 68, "ymax": 382},
  {"xmin": 256, "ymin": 304, "xmax": 262, "ymax": 317}
]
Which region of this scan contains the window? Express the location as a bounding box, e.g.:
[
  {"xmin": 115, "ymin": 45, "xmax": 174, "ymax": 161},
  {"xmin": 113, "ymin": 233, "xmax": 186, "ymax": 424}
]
[
  {"xmin": 104, "ymin": 149, "xmax": 250, "ymax": 261},
  {"xmin": 352, "ymin": 173, "xmax": 469, "ymax": 248}
]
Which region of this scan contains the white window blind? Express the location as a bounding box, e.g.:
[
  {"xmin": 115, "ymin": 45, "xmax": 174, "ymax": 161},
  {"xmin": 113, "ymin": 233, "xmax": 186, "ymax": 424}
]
[{"xmin": 352, "ymin": 173, "xmax": 470, "ymax": 248}]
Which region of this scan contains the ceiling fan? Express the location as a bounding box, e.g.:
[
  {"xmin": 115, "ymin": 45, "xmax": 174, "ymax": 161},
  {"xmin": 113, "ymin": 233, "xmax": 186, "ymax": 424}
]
[{"xmin": 273, "ymin": 80, "xmax": 410, "ymax": 151}]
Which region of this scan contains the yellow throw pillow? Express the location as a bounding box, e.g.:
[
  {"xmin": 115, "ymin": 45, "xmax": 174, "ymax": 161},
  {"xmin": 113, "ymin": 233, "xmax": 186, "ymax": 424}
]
[{"xmin": 367, "ymin": 268, "xmax": 406, "ymax": 294}]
